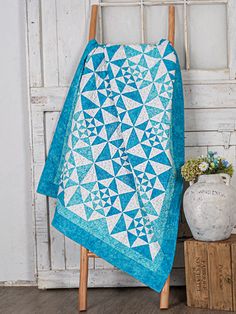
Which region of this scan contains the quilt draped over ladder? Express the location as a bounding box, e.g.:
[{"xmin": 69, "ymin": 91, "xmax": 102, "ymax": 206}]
[{"xmin": 37, "ymin": 39, "xmax": 184, "ymax": 292}]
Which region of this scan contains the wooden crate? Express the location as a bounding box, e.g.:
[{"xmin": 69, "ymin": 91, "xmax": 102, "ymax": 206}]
[{"xmin": 184, "ymin": 235, "xmax": 236, "ymax": 311}]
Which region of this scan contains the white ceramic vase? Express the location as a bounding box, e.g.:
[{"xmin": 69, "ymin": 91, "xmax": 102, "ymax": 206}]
[{"xmin": 183, "ymin": 173, "xmax": 236, "ymax": 241}]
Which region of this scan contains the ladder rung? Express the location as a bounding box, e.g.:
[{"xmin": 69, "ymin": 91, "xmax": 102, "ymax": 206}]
[{"xmin": 87, "ymin": 252, "xmax": 99, "ymax": 258}]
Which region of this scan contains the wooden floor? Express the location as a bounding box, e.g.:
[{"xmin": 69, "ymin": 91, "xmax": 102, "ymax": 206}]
[{"xmin": 0, "ymin": 286, "xmax": 226, "ymax": 314}]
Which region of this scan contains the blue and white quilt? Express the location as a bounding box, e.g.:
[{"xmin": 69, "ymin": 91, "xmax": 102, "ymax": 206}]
[{"xmin": 37, "ymin": 39, "xmax": 184, "ymax": 292}]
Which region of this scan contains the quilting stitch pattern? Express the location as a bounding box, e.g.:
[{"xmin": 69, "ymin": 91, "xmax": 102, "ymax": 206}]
[{"xmin": 57, "ymin": 40, "xmax": 177, "ymax": 262}]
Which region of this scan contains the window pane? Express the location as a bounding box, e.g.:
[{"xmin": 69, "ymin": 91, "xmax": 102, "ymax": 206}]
[
  {"xmin": 145, "ymin": 6, "xmax": 168, "ymax": 43},
  {"xmin": 189, "ymin": 4, "xmax": 227, "ymax": 69},
  {"xmin": 102, "ymin": 6, "xmax": 141, "ymax": 44},
  {"xmin": 145, "ymin": 5, "xmax": 185, "ymax": 69}
]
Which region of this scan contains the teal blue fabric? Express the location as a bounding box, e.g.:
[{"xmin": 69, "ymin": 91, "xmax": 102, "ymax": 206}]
[{"xmin": 37, "ymin": 39, "xmax": 184, "ymax": 292}]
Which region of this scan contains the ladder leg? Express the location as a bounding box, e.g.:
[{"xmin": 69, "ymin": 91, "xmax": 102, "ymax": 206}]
[
  {"xmin": 88, "ymin": 5, "xmax": 98, "ymax": 40},
  {"xmin": 168, "ymin": 5, "xmax": 175, "ymax": 46},
  {"xmin": 160, "ymin": 275, "xmax": 170, "ymax": 310},
  {"xmin": 79, "ymin": 246, "xmax": 89, "ymax": 312}
]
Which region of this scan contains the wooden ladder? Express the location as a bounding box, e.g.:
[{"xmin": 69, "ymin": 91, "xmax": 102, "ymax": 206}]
[{"xmin": 79, "ymin": 4, "xmax": 175, "ymax": 312}]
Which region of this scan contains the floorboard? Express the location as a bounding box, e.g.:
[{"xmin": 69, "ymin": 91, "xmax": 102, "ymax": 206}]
[{"xmin": 0, "ymin": 286, "xmax": 226, "ymax": 314}]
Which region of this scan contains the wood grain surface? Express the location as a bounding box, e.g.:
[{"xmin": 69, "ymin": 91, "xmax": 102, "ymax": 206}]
[{"xmin": 185, "ymin": 235, "xmax": 236, "ymax": 311}]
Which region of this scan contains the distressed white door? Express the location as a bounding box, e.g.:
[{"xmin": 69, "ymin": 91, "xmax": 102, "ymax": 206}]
[{"xmin": 26, "ymin": 0, "xmax": 236, "ymax": 288}]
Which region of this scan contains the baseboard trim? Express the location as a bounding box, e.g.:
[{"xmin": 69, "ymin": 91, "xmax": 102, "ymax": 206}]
[{"xmin": 38, "ymin": 268, "xmax": 185, "ymax": 289}]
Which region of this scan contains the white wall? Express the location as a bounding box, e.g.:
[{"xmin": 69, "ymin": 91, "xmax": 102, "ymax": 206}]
[
  {"xmin": 0, "ymin": 0, "xmax": 34, "ymax": 282},
  {"xmin": 0, "ymin": 0, "xmax": 235, "ymax": 286}
]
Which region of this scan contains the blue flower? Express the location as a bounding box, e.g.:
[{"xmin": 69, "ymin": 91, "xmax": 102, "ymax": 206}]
[
  {"xmin": 222, "ymin": 159, "xmax": 229, "ymax": 168},
  {"xmin": 208, "ymin": 151, "xmax": 217, "ymax": 158},
  {"xmin": 213, "ymin": 158, "xmax": 219, "ymax": 166}
]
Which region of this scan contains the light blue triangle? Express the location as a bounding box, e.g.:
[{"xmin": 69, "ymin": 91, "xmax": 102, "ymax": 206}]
[
  {"xmin": 119, "ymin": 192, "xmax": 135, "ymax": 210},
  {"xmin": 76, "ymin": 164, "xmax": 93, "ymax": 182},
  {"xmin": 74, "ymin": 147, "xmax": 93, "ymax": 161},
  {"xmin": 146, "ymin": 105, "xmax": 163, "ymax": 118},
  {"xmin": 67, "ymin": 187, "xmax": 83, "ymax": 206}
]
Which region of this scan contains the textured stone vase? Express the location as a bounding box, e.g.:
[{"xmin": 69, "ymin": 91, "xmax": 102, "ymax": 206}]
[{"xmin": 183, "ymin": 173, "xmax": 236, "ymax": 241}]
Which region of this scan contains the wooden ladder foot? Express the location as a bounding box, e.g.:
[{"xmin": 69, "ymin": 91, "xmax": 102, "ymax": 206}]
[
  {"xmin": 79, "ymin": 246, "xmax": 89, "ymax": 312},
  {"xmin": 160, "ymin": 275, "xmax": 170, "ymax": 310}
]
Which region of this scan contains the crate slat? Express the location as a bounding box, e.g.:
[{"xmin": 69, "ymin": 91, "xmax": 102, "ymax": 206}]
[
  {"xmin": 184, "ymin": 241, "xmax": 209, "ymax": 308},
  {"xmin": 208, "ymin": 242, "xmax": 233, "ymax": 311}
]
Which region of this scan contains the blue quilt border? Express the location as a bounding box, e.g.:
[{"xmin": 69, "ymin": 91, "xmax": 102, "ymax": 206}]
[{"xmin": 52, "ymin": 175, "xmax": 183, "ymax": 292}]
